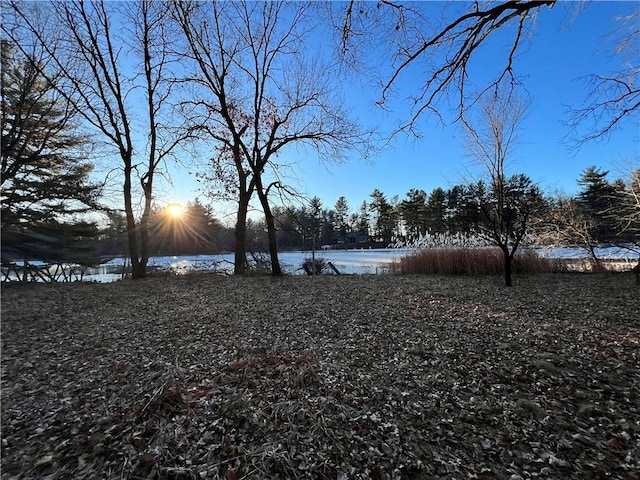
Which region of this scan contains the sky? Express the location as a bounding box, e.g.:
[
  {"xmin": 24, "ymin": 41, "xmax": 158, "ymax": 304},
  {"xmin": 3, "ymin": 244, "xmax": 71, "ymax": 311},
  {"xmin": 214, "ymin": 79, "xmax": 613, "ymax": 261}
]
[{"xmin": 158, "ymin": 1, "xmax": 639, "ymax": 219}]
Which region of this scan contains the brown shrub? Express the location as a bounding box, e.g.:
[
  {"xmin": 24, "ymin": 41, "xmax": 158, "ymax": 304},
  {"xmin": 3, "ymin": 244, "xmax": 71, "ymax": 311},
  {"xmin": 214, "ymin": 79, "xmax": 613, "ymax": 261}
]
[{"xmin": 391, "ymin": 248, "xmax": 568, "ymax": 275}]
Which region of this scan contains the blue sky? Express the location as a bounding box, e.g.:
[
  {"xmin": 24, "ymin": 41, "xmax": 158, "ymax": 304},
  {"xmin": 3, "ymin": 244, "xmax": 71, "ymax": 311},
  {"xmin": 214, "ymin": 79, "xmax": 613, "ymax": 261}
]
[{"xmin": 161, "ymin": 1, "xmax": 639, "ymax": 217}]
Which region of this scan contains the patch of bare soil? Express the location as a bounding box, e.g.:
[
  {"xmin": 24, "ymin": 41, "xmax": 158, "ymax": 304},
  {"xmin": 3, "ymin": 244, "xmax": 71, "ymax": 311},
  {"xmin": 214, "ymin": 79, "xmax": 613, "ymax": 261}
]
[{"xmin": 1, "ymin": 273, "xmax": 639, "ymax": 479}]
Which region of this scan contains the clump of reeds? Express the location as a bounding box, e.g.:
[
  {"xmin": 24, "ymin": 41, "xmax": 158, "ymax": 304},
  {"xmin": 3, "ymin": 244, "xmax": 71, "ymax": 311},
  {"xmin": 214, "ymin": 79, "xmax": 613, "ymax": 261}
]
[
  {"xmin": 391, "ymin": 248, "xmax": 567, "ymax": 275},
  {"xmin": 511, "ymin": 249, "xmax": 568, "ymax": 274}
]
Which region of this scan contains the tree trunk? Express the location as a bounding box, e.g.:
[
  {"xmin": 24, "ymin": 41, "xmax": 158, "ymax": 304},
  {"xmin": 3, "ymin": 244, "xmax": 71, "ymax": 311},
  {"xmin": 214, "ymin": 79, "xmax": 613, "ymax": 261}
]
[
  {"xmin": 138, "ymin": 184, "xmax": 152, "ymax": 279},
  {"xmin": 587, "ymin": 244, "xmax": 603, "ymax": 272},
  {"xmin": 234, "ymin": 193, "xmax": 250, "ymax": 275},
  {"xmin": 502, "ymin": 247, "xmax": 513, "ymax": 287},
  {"xmin": 131, "ymin": 259, "xmax": 146, "ymax": 279},
  {"xmin": 256, "ymin": 184, "xmax": 282, "ymax": 276},
  {"xmin": 124, "ymin": 162, "xmax": 145, "ymax": 279},
  {"xmin": 266, "ymin": 214, "xmax": 282, "ymax": 276}
]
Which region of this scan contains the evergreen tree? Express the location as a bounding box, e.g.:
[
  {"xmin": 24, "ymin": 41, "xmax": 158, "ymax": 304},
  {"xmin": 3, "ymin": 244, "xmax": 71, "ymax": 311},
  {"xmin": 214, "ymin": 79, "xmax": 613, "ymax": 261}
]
[
  {"xmin": 147, "ymin": 199, "xmax": 228, "ymax": 255},
  {"xmin": 577, "ymin": 166, "xmax": 622, "ymax": 242},
  {"xmin": 309, "ymin": 197, "xmax": 324, "ymax": 248},
  {"xmin": 369, "ymin": 189, "xmax": 395, "ymax": 244},
  {"xmin": 274, "ymin": 206, "xmax": 301, "ymax": 250},
  {"xmin": 99, "ymin": 211, "xmax": 128, "ymax": 256},
  {"xmin": 356, "ymin": 201, "xmax": 370, "ymax": 240},
  {"xmin": 544, "ymin": 166, "xmax": 640, "ymax": 272},
  {"xmin": 400, "ymin": 189, "xmax": 428, "ymax": 240},
  {"xmin": 277, "ymin": 199, "xmax": 330, "ymax": 251},
  {"xmin": 334, "ymin": 196, "xmax": 350, "ymax": 242},
  {"xmin": 348, "ymin": 213, "xmax": 359, "ymax": 239},
  {"xmin": 445, "ymin": 185, "xmax": 481, "ymax": 234},
  {"xmin": 1, "ymin": 40, "xmax": 101, "ymax": 264},
  {"xmin": 180, "ymin": 199, "xmax": 219, "ymax": 254},
  {"xmin": 320, "ymin": 208, "xmax": 336, "ymax": 247},
  {"xmin": 426, "ymin": 187, "xmax": 447, "ymax": 234}
]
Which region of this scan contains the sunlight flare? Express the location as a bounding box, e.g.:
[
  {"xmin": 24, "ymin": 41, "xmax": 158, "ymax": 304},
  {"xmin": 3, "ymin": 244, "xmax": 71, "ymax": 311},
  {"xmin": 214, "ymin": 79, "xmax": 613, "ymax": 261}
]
[{"xmin": 165, "ymin": 203, "xmax": 185, "ymax": 219}]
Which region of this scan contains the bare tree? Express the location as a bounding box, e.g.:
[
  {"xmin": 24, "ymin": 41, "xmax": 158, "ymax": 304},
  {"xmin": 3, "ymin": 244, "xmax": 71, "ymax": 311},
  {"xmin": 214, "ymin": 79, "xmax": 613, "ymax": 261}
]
[
  {"xmin": 463, "ymin": 89, "xmax": 542, "ymax": 286},
  {"xmin": 174, "ymin": 1, "xmax": 366, "ymax": 275},
  {"xmin": 626, "ymin": 168, "xmax": 640, "ymax": 283},
  {"xmin": 538, "ymin": 195, "xmax": 603, "ymax": 269},
  {"xmin": 129, "ymin": 0, "xmax": 185, "ymax": 277},
  {"xmin": 610, "ymin": 164, "xmax": 640, "ymax": 282},
  {"xmin": 620, "ymin": 167, "xmax": 640, "ymax": 229},
  {"xmin": 7, "ymin": 1, "xmax": 183, "ymax": 278},
  {"xmin": 538, "ymin": 165, "xmax": 639, "ymax": 278}
]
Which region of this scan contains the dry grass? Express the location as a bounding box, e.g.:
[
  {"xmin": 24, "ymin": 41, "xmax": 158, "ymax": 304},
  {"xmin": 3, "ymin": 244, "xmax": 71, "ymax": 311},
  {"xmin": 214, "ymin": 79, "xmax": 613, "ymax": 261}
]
[{"xmin": 391, "ymin": 248, "xmax": 569, "ymax": 275}]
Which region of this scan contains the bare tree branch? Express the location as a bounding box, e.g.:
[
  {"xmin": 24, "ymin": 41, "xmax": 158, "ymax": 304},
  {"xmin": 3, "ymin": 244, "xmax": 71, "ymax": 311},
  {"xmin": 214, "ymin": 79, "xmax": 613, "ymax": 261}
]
[
  {"xmin": 339, "ymin": 1, "xmax": 554, "ymax": 134},
  {"xmin": 567, "ymin": 7, "xmax": 639, "ymax": 144}
]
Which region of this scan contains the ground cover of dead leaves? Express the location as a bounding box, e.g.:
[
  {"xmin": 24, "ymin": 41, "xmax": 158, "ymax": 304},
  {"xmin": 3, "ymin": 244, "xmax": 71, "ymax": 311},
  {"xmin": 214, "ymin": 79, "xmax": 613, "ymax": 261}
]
[{"xmin": 1, "ymin": 272, "xmax": 639, "ymax": 480}]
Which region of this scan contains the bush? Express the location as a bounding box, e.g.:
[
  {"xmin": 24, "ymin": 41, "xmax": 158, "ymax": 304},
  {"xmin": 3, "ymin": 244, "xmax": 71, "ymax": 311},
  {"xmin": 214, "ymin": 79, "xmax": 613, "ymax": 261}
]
[
  {"xmin": 246, "ymin": 252, "xmax": 272, "ymax": 275},
  {"xmin": 301, "ymin": 257, "xmax": 328, "ymax": 275},
  {"xmin": 391, "ymin": 248, "xmax": 567, "ymax": 275}
]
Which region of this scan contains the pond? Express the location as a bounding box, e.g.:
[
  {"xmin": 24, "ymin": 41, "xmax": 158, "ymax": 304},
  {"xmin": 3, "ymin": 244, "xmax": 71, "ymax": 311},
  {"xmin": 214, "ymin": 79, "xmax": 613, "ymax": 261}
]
[
  {"xmin": 84, "ymin": 245, "xmax": 639, "ymax": 282},
  {"xmin": 3, "ymin": 246, "xmax": 637, "ymax": 283},
  {"xmin": 86, "ymin": 248, "xmax": 415, "ymax": 282}
]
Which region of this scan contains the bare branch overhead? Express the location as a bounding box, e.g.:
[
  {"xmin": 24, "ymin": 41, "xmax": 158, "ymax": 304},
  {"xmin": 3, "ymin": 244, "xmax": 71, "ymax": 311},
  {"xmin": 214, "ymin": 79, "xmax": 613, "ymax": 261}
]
[{"xmin": 566, "ymin": 7, "xmax": 640, "ymax": 145}]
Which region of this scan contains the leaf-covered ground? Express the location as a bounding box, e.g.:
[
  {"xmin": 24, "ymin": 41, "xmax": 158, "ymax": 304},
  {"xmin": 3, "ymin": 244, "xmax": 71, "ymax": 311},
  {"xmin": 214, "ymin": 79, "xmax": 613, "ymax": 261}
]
[{"xmin": 1, "ymin": 273, "xmax": 639, "ymax": 480}]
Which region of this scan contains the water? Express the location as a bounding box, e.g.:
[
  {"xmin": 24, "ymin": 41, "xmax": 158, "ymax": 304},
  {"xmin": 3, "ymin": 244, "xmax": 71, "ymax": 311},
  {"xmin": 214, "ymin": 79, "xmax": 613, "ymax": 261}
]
[
  {"xmin": 5, "ymin": 246, "xmax": 637, "ymax": 283},
  {"xmin": 88, "ymin": 248, "xmax": 415, "ymax": 282}
]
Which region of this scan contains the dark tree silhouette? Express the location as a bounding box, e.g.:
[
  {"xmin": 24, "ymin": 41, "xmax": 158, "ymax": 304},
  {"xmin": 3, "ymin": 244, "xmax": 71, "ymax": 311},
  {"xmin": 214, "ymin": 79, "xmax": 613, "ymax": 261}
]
[
  {"xmin": 6, "ymin": 1, "xmax": 184, "ymax": 278},
  {"xmin": 1, "ymin": 39, "xmax": 101, "ymax": 264},
  {"xmin": 174, "ymin": 1, "xmax": 367, "ymax": 275},
  {"xmin": 339, "ymin": 0, "xmax": 555, "ymax": 132}
]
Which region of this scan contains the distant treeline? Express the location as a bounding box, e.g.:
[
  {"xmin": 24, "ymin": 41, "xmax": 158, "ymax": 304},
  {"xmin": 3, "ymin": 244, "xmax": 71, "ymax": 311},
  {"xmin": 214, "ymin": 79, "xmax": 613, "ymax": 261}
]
[{"xmin": 98, "ymin": 166, "xmax": 638, "ymax": 260}]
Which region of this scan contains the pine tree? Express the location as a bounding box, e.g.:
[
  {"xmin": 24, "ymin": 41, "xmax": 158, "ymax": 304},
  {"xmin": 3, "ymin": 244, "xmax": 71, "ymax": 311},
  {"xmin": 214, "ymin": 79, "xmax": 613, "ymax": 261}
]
[
  {"xmin": 577, "ymin": 166, "xmax": 621, "ymax": 242},
  {"xmin": 369, "ymin": 189, "xmax": 395, "ymax": 244},
  {"xmin": 334, "ymin": 196, "xmax": 350, "ymax": 242},
  {"xmin": 357, "ymin": 201, "xmax": 370, "ymax": 240},
  {"xmin": 445, "ymin": 185, "xmax": 481, "ymax": 234},
  {"xmin": 400, "ymin": 189, "xmax": 428, "ymax": 240},
  {"xmin": 1, "ymin": 40, "xmax": 100, "ymax": 264},
  {"xmin": 426, "ymin": 187, "xmax": 447, "ymax": 234}
]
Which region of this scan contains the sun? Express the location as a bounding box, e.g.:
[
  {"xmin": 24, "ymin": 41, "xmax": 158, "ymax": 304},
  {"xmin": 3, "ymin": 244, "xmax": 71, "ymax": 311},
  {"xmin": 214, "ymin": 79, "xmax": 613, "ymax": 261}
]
[{"xmin": 165, "ymin": 202, "xmax": 185, "ymax": 219}]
